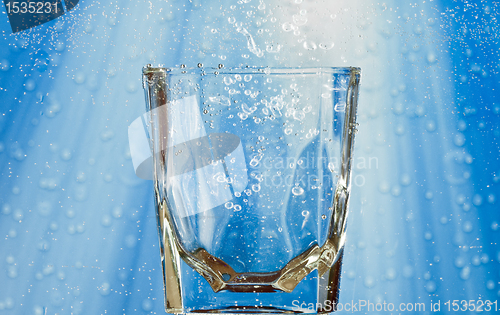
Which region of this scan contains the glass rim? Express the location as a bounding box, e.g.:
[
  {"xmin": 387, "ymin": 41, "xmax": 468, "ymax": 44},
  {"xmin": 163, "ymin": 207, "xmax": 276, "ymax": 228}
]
[{"xmin": 143, "ymin": 64, "xmax": 360, "ymax": 76}]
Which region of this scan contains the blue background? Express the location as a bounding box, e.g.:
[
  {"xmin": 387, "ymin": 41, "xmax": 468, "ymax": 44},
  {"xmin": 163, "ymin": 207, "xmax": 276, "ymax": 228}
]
[{"xmin": 1, "ymin": 0, "xmax": 499, "ymax": 314}]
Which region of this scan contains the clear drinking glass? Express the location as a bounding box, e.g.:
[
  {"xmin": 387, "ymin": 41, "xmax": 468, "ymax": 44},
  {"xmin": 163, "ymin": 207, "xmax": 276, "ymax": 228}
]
[{"xmin": 142, "ymin": 66, "xmax": 360, "ymax": 313}]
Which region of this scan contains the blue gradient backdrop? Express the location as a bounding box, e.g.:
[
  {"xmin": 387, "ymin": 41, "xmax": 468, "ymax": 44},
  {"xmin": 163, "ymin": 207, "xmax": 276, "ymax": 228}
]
[{"xmin": 1, "ymin": 0, "xmax": 499, "ymax": 314}]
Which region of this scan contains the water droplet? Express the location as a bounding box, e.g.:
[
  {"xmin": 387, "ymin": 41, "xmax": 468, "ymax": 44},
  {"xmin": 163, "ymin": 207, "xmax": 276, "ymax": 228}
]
[
  {"xmin": 363, "ymin": 276, "xmax": 375, "ymax": 288},
  {"xmin": 38, "ymin": 240, "xmax": 50, "ymax": 251},
  {"xmin": 74, "ymin": 72, "xmax": 85, "ymax": 84},
  {"xmin": 385, "ymin": 268, "xmax": 397, "ymax": 281},
  {"xmin": 50, "ymin": 222, "xmax": 58, "ymax": 231},
  {"xmin": 12, "ymin": 209, "xmax": 23, "ymax": 221},
  {"xmin": 12, "ymin": 186, "xmax": 20, "ymax": 195},
  {"xmin": 0, "ymin": 59, "xmax": 10, "ymax": 71},
  {"xmin": 472, "ymin": 194, "xmax": 482, "ymax": 206},
  {"xmin": 4, "ymin": 228, "xmax": 16, "ymax": 239},
  {"xmin": 427, "ymin": 52, "xmax": 437, "ymax": 63},
  {"xmin": 425, "ymin": 281, "xmax": 436, "ymax": 293},
  {"xmin": 481, "ymin": 253, "xmax": 489, "ymax": 264},
  {"xmin": 101, "ymin": 215, "xmax": 112, "ymax": 227},
  {"xmin": 37, "ymin": 201, "xmax": 52, "ymax": 217},
  {"xmin": 66, "ymin": 209, "xmax": 75, "ymax": 218},
  {"xmin": 484, "ymin": 280, "xmax": 495, "ymax": 290},
  {"xmin": 99, "ymin": 282, "xmax": 111, "ymax": 296},
  {"xmin": 24, "ymin": 79, "xmax": 36, "ymax": 91},
  {"xmin": 455, "ymin": 256, "xmax": 466, "ymax": 268},
  {"xmin": 126, "ymin": 81, "xmax": 137, "ymax": 93},
  {"xmin": 426, "ymin": 120, "xmax": 436, "ymax": 132},
  {"xmin": 7, "ymin": 266, "xmax": 18, "ymax": 278},
  {"xmin": 402, "ymin": 265, "xmax": 413, "ymax": 278},
  {"xmin": 75, "ymin": 171, "xmax": 86, "ymax": 183},
  {"xmin": 463, "ymin": 221, "xmax": 473, "ymax": 233},
  {"xmin": 424, "ymin": 231, "xmax": 432, "ymax": 240},
  {"xmin": 61, "ymin": 149, "xmax": 72, "ymax": 161},
  {"xmin": 460, "ymin": 266, "xmax": 470, "ymax": 280},
  {"xmin": 292, "ymin": 186, "xmax": 304, "ymax": 196},
  {"xmin": 125, "ymin": 235, "xmax": 137, "ymax": 248},
  {"xmin": 454, "ymin": 133, "xmax": 466, "ymax": 146},
  {"xmin": 6, "ymin": 255, "xmax": 15, "ymax": 264},
  {"xmin": 142, "ymin": 299, "xmax": 153, "ymax": 311},
  {"xmin": 491, "ymin": 221, "xmax": 499, "ymax": 231},
  {"xmin": 400, "ymin": 174, "xmax": 411, "ymax": 186},
  {"xmin": 100, "ymin": 130, "xmax": 114, "ymax": 141},
  {"xmin": 378, "ymin": 181, "xmax": 390, "ymax": 193},
  {"xmin": 112, "ymin": 207, "xmax": 123, "ymax": 218}
]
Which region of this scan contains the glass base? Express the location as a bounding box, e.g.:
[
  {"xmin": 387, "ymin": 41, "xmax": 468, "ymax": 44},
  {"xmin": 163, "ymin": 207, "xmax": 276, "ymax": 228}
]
[{"xmin": 162, "ymin": 251, "xmax": 343, "ymax": 314}]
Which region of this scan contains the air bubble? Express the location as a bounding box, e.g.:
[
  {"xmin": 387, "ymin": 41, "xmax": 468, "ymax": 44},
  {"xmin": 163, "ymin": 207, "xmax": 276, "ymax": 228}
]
[
  {"xmin": 282, "ymin": 22, "xmax": 294, "ymax": 32},
  {"xmin": 303, "ymin": 41, "xmax": 317, "ymax": 50},
  {"xmin": 225, "ymin": 202, "xmax": 233, "ymax": 209},
  {"xmin": 319, "ymin": 42, "xmax": 334, "ymax": 50},
  {"xmin": 233, "ymin": 204, "xmax": 242, "ymax": 211},
  {"xmin": 293, "ymin": 14, "xmax": 307, "ymax": 26},
  {"xmin": 292, "ymin": 186, "xmax": 304, "ymax": 196}
]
